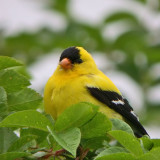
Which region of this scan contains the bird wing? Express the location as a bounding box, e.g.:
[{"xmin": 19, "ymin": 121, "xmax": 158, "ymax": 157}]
[{"xmin": 87, "ymin": 87, "xmax": 148, "ymax": 137}]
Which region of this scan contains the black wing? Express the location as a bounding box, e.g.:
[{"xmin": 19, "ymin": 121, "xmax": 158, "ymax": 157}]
[{"xmin": 87, "ymin": 87, "xmax": 149, "ymax": 137}]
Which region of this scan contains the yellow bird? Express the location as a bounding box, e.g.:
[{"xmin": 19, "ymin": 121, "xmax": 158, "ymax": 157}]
[{"xmin": 44, "ymin": 46, "xmax": 148, "ymax": 137}]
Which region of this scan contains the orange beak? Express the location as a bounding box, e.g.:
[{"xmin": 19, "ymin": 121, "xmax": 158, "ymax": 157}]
[{"xmin": 59, "ymin": 58, "xmax": 72, "ymax": 70}]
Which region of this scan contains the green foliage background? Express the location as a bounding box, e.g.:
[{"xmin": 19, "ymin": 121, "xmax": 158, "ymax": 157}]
[{"xmin": 0, "ymin": 0, "xmax": 160, "ymax": 159}]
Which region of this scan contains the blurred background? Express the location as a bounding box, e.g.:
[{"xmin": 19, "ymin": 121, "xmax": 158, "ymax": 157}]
[{"xmin": 0, "ymin": 0, "xmax": 160, "ymax": 138}]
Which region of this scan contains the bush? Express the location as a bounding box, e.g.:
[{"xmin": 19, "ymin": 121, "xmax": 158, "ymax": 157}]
[{"xmin": 0, "ymin": 56, "xmax": 160, "ymax": 160}]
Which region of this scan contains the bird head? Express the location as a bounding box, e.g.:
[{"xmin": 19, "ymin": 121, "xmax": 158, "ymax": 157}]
[{"xmin": 57, "ymin": 47, "xmax": 98, "ymax": 75}]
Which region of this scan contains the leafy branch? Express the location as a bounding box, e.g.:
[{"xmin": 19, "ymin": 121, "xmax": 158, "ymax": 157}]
[{"xmin": 0, "ymin": 56, "xmax": 160, "ymax": 160}]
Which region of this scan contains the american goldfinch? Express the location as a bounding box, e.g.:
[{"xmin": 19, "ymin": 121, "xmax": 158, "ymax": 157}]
[{"xmin": 44, "ymin": 46, "xmax": 148, "ymax": 137}]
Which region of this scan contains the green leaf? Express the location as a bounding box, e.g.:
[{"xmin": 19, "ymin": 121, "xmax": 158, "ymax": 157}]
[
  {"xmin": 0, "ymin": 152, "xmax": 29, "ymax": 160},
  {"xmin": 0, "ymin": 128, "xmax": 18, "ymax": 153},
  {"xmin": 95, "ymin": 146, "xmax": 128, "ymax": 159},
  {"xmin": 0, "ymin": 70, "xmax": 30, "ymax": 93},
  {"xmin": 45, "ymin": 114, "xmax": 55, "ymax": 126},
  {"xmin": 111, "ymin": 118, "xmax": 134, "ymax": 135},
  {"xmin": 8, "ymin": 88, "xmax": 42, "ymax": 111},
  {"xmin": 81, "ymin": 136, "xmax": 109, "ymax": 150},
  {"xmin": 0, "ymin": 56, "xmax": 22, "ymax": 71},
  {"xmin": 137, "ymin": 147, "xmax": 160, "ymax": 160},
  {"xmin": 13, "ymin": 66, "xmax": 31, "ymax": 79},
  {"xmin": 136, "ymin": 153, "xmax": 155, "ymax": 160},
  {"xmin": 8, "ymin": 135, "xmax": 37, "ymax": 152},
  {"xmin": 54, "ymin": 102, "xmax": 99, "ymax": 132},
  {"xmin": 140, "ymin": 136, "xmax": 153, "ymax": 151},
  {"xmin": 148, "ymin": 147, "xmax": 160, "ymax": 159},
  {"xmin": 20, "ymin": 128, "xmax": 48, "ymax": 145},
  {"xmin": 47, "ymin": 134, "xmax": 63, "ymax": 151},
  {"xmin": 0, "ymin": 87, "xmax": 8, "ymax": 117},
  {"xmin": 95, "ymin": 152, "xmax": 136, "ymax": 160},
  {"xmin": 152, "ymin": 139, "xmax": 160, "ymax": 148},
  {"xmin": 108, "ymin": 130, "xmax": 143, "ymax": 156},
  {"xmin": 81, "ymin": 112, "xmax": 112, "ymax": 138},
  {"xmin": 48, "ymin": 127, "xmax": 81, "ymax": 157},
  {"xmin": 0, "ymin": 110, "xmax": 53, "ymax": 132}
]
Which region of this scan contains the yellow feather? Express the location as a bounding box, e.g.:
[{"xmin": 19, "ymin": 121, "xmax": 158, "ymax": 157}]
[{"xmin": 44, "ymin": 47, "xmax": 122, "ymax": 120}]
